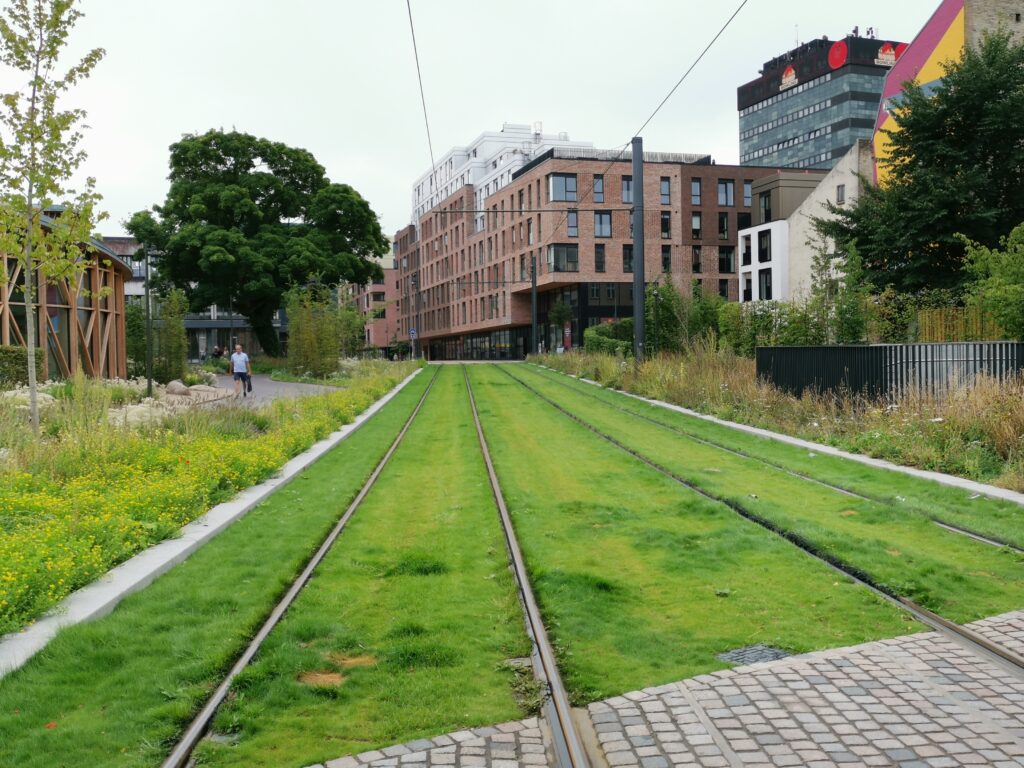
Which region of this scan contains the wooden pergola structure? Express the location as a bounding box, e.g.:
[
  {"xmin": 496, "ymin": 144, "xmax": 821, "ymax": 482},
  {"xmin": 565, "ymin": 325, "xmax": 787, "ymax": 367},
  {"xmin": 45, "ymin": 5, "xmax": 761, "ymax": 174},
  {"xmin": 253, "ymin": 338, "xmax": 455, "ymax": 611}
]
[{"xmin": 1, "ymin": 227, "xmax": 130, "ymax": 380}]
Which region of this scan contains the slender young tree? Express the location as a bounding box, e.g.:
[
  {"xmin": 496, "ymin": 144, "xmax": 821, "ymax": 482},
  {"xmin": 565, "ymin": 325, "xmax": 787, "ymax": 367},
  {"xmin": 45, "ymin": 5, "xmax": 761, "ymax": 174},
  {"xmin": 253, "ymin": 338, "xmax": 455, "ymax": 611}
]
[{"xmin": 0, "ymin": 0, "xmax": 105, "ymax": 433}]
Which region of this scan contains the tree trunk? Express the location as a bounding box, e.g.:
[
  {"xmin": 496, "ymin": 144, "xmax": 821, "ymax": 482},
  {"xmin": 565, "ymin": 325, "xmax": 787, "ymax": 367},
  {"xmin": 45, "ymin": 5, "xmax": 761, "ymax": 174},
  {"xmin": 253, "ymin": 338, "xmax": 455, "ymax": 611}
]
[{"xmin": 249, "ymin": 312, "xmax": 281, "ymax": 357}]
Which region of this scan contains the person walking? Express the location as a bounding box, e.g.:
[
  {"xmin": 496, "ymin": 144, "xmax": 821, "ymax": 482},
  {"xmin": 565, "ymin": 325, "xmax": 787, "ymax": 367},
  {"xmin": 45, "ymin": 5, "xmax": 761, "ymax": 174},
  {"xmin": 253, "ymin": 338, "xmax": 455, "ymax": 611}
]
[{"xmin": 230, "ymin": 343, "xmax": 252, "ymax": 398}]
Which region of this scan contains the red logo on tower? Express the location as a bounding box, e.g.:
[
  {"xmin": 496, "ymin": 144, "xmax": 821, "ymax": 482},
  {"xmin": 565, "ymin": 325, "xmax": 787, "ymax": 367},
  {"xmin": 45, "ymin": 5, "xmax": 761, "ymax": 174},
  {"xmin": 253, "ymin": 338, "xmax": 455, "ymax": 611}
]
[
  {"xmin": 780, "ymin": 64, "xmax": 798, "ymax": 91},
  {"xmin": 875, "ymin": 42, "xmax": 897, "ymax": 67}
]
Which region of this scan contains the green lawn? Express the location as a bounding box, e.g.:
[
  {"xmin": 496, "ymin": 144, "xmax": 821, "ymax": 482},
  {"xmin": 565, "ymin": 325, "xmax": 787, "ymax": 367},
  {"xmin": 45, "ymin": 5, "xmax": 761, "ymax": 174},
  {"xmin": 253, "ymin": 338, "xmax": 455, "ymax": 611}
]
[
  {"xmin": 466, "ymin": 365, "xmax": 917, "ymax": 704},
  {"xmin": 529, "ymin": 363, "xmax": 1024, "ymax": 549},
  {"xmin": 511, "ymin": 364, "xmax": 1024, "ymax": 623},
  {"xmin": 195, "ymin": 366, "xmax": 530, "ymax": 767},
  {"xmin": 0, "ymin": 373, "xmax": 431, "ymax": 768}
]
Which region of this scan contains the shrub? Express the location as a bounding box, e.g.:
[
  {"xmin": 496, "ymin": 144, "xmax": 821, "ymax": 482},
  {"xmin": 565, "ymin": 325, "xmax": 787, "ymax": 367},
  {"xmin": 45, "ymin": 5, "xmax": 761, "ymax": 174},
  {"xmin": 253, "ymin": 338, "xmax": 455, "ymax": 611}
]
[
  {"xmin": 0, "ymin": 360, "xmax": 418, "ymax": 634},
  {"xmin": 0, "ymin": 346, "xmax": 43, "ymax": 387}
]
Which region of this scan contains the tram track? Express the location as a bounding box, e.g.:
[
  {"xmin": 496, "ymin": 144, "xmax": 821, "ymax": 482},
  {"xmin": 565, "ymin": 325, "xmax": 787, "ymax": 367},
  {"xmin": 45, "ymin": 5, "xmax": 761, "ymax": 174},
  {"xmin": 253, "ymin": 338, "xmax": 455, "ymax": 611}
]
[
  {"xmin": 163, "ymin": 363, "xmax": 591, "ymax": 768},
  {"xmin": 496, "ymin": 364, "xmax": 1024, "ymax": 681},
  {"xmin": 463, "ymin": 365, "xmax": 591, "ymax": 768},
  {"xmin": 161, "ymin": 366, "xmax": 442, "ymax": 768},
  {"xmin": 530, "ymin": 365, "xmax": 1024, "ymax": 554}
]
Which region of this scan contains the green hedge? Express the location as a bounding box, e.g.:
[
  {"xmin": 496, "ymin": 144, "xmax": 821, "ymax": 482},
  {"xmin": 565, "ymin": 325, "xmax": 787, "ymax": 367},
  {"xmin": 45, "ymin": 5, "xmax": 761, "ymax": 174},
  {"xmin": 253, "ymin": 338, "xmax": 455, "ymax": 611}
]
[
  {"xmin": 584, "ymin": 325, "xmax": 632, "ymax": 356},
  {"xmin": 0, "ymin": 346, "xmax": 44, "ymax": 387}
]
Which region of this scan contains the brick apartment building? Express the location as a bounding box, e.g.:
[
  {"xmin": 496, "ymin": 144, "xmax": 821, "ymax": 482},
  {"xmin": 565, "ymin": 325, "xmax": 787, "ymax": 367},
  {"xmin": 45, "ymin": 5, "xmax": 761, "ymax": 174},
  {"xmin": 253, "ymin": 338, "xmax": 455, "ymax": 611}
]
[
  {"xmin": 344, "ymin": 263, "xmax": 399, "ymax": 355},
  {"xmin": 393, "ymin": 148, "xmax": 778, "ymax": 359}
]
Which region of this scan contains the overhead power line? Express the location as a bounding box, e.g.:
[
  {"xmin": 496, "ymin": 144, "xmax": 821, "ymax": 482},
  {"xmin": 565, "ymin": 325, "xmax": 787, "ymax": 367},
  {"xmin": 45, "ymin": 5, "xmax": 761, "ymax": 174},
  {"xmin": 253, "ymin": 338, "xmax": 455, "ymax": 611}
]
[
  {"xmin": 534, "ymin": 0, "xmax": 750, "ymax": 259},
  {"xmin": 405, "ymin": 0, "xmax": 438, "ymax": 201}
]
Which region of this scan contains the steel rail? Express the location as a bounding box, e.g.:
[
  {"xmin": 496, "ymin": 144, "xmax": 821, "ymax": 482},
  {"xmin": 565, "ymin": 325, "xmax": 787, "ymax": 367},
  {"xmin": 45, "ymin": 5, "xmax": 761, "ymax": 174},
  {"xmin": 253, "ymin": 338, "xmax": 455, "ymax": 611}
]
[
  {"xmin": 162, "ymin": 366, "xmax": 441, "ymax": 768},
  {"xmin": 497, "ymin": 365, "xmax": 1024, "ymax": 680},
  {"xmin": 530, "ymin": 366, "xmax": 1024, "ymax": 555},
  {"xmin": 462, "ymin": 366, "xmax": 591, "ymax": 768}
]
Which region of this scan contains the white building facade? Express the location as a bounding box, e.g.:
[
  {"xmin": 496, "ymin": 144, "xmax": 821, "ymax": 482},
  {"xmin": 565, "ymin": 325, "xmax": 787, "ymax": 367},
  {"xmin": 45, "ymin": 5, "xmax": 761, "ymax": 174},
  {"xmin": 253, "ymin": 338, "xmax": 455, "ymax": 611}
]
[
  {"xmin": 738, "ymin": 140, "xmax": 872, "ymax": 302},
  {"xmin": 409, "ymin": 122, "xmax": 593, "ymax": 233}
]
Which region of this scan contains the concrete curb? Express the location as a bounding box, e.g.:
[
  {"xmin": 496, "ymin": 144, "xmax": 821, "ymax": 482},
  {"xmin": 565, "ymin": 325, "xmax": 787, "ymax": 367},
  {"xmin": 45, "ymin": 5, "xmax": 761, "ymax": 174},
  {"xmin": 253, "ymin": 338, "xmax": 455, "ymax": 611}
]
[
  {"xmin": 0, "ymin": 368, "xmax": 423, "ymax": 678},
  {"xmin": 536, "ymin": 365, "xmax": 1024, "ymax": 507}
]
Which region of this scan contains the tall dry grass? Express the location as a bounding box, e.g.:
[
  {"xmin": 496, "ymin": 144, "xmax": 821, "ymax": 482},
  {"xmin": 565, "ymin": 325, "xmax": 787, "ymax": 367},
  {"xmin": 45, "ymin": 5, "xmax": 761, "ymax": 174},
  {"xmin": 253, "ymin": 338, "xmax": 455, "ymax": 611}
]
[{"xmin": 537, "ymin": 340, "xmax": 1024, "ymax": 491}]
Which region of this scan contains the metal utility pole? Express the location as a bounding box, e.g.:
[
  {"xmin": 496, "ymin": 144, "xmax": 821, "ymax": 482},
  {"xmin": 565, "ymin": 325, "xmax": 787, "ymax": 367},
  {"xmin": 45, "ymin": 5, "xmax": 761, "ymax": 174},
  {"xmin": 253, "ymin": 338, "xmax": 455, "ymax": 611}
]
[
  {"xmin": 411, "ymin": 272, "xmax": 422, "ymax": 359},
  {"xmin": 631, "ymin": 136, "xmax": 646, "ymax": 359},
  {"xmin": 144, "ymin": 247, "xmax": 154, "ymax": 398},
  {"xmin": 530, "ymin": 255, "xmax": 538, "ymax": 356}
]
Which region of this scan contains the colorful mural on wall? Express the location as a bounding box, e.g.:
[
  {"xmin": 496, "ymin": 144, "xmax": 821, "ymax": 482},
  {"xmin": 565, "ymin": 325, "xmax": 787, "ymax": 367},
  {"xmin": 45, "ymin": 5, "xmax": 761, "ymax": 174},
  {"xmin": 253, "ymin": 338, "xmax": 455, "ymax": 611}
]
[{"xmin": 872, "ymin": 0, "xmax": 966, "ymax": 183}]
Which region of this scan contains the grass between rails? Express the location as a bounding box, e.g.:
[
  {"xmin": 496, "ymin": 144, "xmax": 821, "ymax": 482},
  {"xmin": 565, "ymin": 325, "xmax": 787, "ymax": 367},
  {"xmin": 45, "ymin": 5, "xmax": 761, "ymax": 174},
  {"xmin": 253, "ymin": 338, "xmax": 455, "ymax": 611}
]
[
  {"xmin": 0, "ymin": 360, "xmax": 420, "ymax": 635},
  {"xmin": 537, "ymin": 348, "xmax": 1024, "ymax": 491},
  {"xmin": 511, "ymin": 365, "xmax": 1024, "ymax": 624},
  {"xmin": 466, "ymin": 365, "xmax": 917, "ymax": 705},
  {"xmin": 0, "ymin": 372, "xmax": 431, "ymax": 768},
  {"xmin": 195, "ymin": 366, "xmax": 531, "ymax": 768},
  {"xmin": 529, "ymin": 363, "xmax": 1024, "ymax": 549}
]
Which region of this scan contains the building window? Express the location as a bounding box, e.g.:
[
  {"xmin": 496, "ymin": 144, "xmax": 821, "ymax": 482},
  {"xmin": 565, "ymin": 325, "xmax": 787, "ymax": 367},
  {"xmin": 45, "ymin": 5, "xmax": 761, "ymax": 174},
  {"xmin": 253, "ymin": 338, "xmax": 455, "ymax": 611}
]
[
  {"xmin": 660, "ymin": 177, "xmax": 671, "ymax": 205},
  {"xmin": 691, "ymin": 178, "xmax": 701, "ymax": 205},
  {"xmin": 692, "ymin": 245, "xmax": 702, "ymax": 273},
  {"xmin": 743, "ymin": 180, "xmax": 752, "ymax": 207},
  {"xmin": 718, "ymin": 179, "xmax": 735, "ymax": 207},
  {"xmin": 691, "ymin": 212, "xmax": 702, "ymax": 239},
  {"xmin": 593, "ymin": 175, "xmax": 604, "ymax": 203},
  {"xmin": 594, "ymin": 211, "xmax": 612, "ymax": 238},
  {"xmin": 623, "ymin": 244, "xmax": 633, "ymax": 273},
  {"xmin": 528, "ymin": 218, "xmax": 534, "ymax": 245},
  {"xmin": 719, "ymin": 279, "xmax": 730, "ymax": 299},
  {"xmin": 758, "ymin": 268, "xmax": 773, "ymax": 300},
  {"xmin": 836, "ymin": 184, "xmax": 846, "ymax": 205},
  {"xmin": 718, "ymin": 212, "xmax": 729, "ymax": 241},
  {"xmin": 758, "ymin": 230, "xmax": 772, "ymax": 262},
  {"xmin": 719, "ymin": 245, "xmax": 735, "ymax": 273},
  {"xmin": 520, "ymin": 254, "xmax": 526, "ymax": 281},
  {"xmin": 548, "ymin": 244, "xmax": 579, "ymax": 272},
  {"xmin": 622, "ymin": 176, "xmax": 633, "ymax": 204},
  {"xmin": 550, "ymin": 173, "xmax": 577, "ymax": 202},
  {"xmin": 661, "ymin": 211, "xmax": 671, "ymax": 240},
  {"xmin": 607, "ymin": 285, "xmax": 616, "ymax": 300},
  {"xmin": 661, "ymin": 245, "xmax": 671, "ymax": 273},
  {"xmin": 595, "ymin": 244, "xmax": 606, "ymax": 273},
  {"xmin": 742, "ymin": 235, "xmax": 752, "ymax": 266},
  {"xmin": 590, "ymin": 284, "xmax": 601, "ymax": 300},
  {"xmin": 567, "ymin": 210, "xmax": 578, "ymax": 237},
  {"xmin": 737, "ymin": 211, "xmax": 752, "ymax": 230},
  {"xmin": 759, "ymin": 191, "xmax": 772, "ymax": 224}
]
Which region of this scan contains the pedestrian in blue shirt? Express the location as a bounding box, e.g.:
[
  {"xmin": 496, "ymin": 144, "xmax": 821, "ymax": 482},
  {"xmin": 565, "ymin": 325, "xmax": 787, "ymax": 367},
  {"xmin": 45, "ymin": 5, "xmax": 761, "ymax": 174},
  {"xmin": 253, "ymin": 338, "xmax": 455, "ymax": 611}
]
[{"xmin": 230, "ymin": 344, "xmax": 252, "ymax": 398}]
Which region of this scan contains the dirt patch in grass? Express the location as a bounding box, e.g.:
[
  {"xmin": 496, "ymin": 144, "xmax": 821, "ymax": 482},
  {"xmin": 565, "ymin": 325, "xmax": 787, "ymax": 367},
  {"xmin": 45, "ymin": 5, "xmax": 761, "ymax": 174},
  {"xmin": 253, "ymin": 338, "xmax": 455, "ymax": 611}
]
[
  {"xmin": 328, "ymin": 653, "xmax": 377, "ymax": 669},
  {"xmin": 298, "ymin": 670, "xmax": 346, "ymax": 687}
]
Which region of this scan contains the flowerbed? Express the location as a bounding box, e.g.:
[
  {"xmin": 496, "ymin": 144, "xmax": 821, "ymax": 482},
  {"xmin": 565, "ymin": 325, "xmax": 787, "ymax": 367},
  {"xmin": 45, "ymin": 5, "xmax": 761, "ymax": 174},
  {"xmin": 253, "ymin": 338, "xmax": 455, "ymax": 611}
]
[{"xmin": 0, "ymin": 362, "xmax": 418, "ymax": 635}]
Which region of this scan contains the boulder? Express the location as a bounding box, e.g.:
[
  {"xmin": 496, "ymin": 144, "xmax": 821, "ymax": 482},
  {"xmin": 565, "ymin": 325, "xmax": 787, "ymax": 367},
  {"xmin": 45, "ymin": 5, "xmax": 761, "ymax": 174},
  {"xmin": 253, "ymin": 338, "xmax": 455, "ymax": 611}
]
[{"xmin": 165, "ymin": 380, "xmax": 191, "ymax": 396}]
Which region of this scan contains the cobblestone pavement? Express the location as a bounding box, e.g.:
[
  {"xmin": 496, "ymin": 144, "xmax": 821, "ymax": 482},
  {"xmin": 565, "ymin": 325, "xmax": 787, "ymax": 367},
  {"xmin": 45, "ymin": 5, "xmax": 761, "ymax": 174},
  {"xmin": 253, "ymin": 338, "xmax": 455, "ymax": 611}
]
[
  {"xmin": 305, "ymin": 718, "xmax": 550, "ymax": 768},
  {"xmin": 592, "ymin": 611, "xmax": 1024, "ymax": 768},
  {"xmin": 309, "ymin": 612, "xmax": 1024, "ymax": 768},
  {"xmin": 967, "ymin": 611, "xmax": 1024, "ymax": 657}
]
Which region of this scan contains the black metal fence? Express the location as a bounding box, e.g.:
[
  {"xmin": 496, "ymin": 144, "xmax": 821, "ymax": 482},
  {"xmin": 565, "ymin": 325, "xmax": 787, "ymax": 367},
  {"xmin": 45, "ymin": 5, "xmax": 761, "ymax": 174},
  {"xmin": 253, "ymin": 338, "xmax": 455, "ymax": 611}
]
[{"xmin": 756, "ymin": 342, "xmax": 1024, "ymax": 399}]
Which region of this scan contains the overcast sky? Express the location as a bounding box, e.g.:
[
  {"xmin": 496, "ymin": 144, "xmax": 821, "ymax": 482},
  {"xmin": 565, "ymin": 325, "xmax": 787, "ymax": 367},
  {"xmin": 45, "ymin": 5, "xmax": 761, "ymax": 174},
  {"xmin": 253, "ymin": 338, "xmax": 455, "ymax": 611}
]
[{"xmin": 2, "ymin": 0, "xmax": 938, "ymax": 238}]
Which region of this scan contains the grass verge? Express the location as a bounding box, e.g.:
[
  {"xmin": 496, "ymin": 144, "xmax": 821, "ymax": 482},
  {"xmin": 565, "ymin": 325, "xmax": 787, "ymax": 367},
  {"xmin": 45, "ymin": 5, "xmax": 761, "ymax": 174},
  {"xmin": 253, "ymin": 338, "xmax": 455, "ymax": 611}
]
[
  {"xmin": 530, "ymin": 363, "xmax": 1024, "ymax": 549},
  {"xmin": 511, "ymin": 364, "xmax": 1024, "ymax": 623},
  {"xmin": 196, "ymin": 366, "xmax": 530, "ymax": 767},
  {"xmin": 0, "ymin": 372, "xmax": 430, "ymax": 768},
  {"xmin": 467, "ymin": 365, "xmax": 917, "ymax": 704}
]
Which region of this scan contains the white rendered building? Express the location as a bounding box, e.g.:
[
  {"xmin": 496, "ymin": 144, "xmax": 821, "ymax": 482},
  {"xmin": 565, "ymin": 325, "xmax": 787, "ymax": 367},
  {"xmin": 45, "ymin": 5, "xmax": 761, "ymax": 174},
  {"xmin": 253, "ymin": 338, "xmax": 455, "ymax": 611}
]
[{"xmin": 409, "ymin": 122, "xmax": 593, "ymax": 233}]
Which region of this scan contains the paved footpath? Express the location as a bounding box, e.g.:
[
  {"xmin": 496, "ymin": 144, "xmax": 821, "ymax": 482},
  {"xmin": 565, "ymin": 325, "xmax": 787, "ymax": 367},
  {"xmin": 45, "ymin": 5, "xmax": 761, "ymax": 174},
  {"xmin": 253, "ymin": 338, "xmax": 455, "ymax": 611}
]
[
  {"xmin": 308, "ymin": 611, "xmax": 1024, "ymax": 768},
  {"xmin": 215, "ymin": 373, "xmax": 333, "ymax": 405}
]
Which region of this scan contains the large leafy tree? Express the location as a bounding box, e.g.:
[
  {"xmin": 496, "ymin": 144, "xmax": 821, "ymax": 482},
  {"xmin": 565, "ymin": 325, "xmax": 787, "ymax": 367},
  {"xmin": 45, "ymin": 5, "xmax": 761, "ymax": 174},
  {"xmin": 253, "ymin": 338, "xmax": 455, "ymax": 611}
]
[
  {"xmin": 128, "ymin": 130, "xmax": 387, "ymax": 355},
  {"xmin": 0, "ymin": 0, "xmax": 105, "ymax": 434},
  {"xmin": 820, "ymin": 32, "xmax": 1024, "ymax": 293}
]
